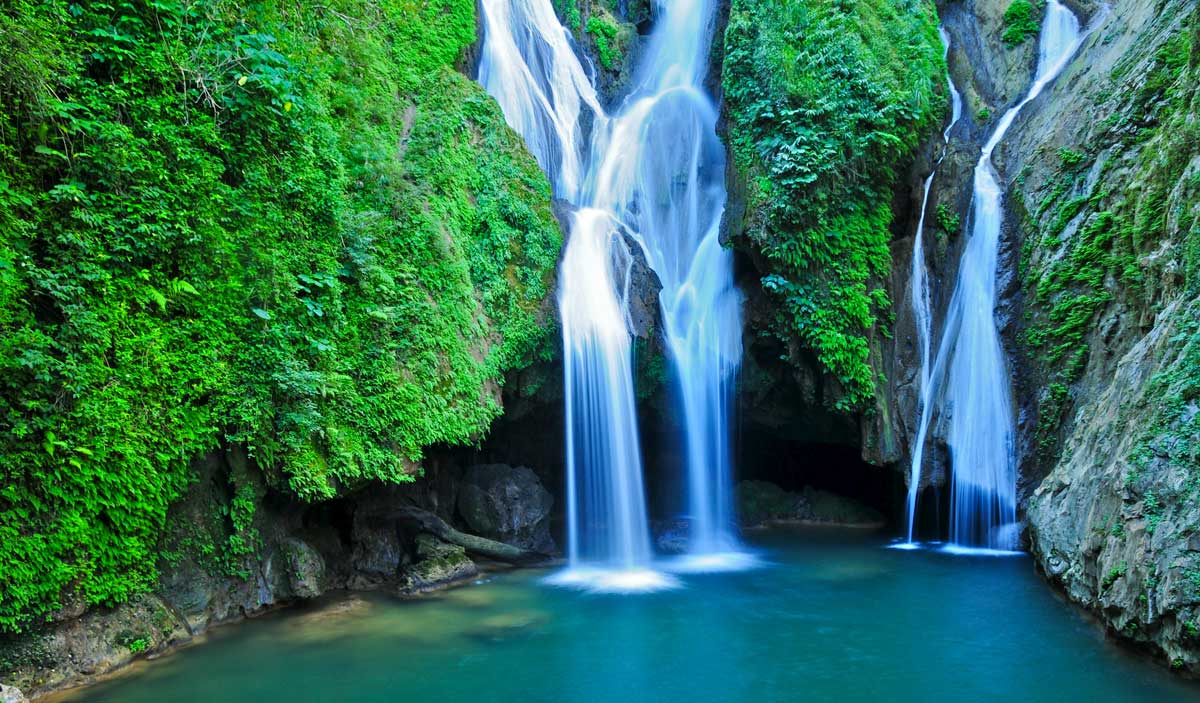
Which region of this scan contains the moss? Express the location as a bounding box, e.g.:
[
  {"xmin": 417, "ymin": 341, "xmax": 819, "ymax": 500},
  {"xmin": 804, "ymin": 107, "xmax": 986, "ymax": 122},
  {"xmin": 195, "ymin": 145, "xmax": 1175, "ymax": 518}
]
[
  {"xmin": 1102, "ymin": 561, "xmax": 1128, "ymax": 590},
  {"xmin": 936, "ymin": 202, "xmax": 960, "ymax": 238},
  {"xmin": 115, "ymin": 630, "xmax": 152, "ymax": 655}
]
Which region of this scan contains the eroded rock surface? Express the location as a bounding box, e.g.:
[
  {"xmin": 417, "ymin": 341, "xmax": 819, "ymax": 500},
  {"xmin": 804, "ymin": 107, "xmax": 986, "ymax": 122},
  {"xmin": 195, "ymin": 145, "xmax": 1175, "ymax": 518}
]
[{"xmin": 457, "ymin": 464, "xmax": 556, "ymax": 553}]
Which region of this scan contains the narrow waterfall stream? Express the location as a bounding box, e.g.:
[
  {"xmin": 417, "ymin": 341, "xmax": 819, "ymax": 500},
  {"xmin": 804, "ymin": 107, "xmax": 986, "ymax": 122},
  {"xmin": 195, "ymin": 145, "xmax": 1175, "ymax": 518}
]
[
  {"xmin": 900, "ymin": 27, "xmax": 963, "ymax": 548},
  {"xmin": 929, "ymin": 0, "xmax": 1090, "ymax": 551},
  {"xmin": 478, "ymin": 0, "xmax": 747, "ymax": 588}
]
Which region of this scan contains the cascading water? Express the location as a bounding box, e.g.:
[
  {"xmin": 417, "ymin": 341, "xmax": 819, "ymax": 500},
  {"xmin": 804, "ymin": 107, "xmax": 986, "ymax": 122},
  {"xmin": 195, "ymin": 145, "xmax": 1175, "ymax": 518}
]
[
  {"xmin": 477, "ymin": 0, "xmax": 602, "ymax": 201},
  {"xmin": 583, "ymin": 0, "xmax": 747, "ymax": 568},
  {"xmin": 931, "ymin": 0, "xmax": 1088, "ymax": 552},
  {"xmin": 479, "ymin": 0, "xmax": 663, "ymax": 590},
  {"xmin": 478, "ymin": 0, "xmax": 748, "ymax": 587},
  {"xmin": 900, "ymin": 28, "xmax": 962, "ymax": 548}
]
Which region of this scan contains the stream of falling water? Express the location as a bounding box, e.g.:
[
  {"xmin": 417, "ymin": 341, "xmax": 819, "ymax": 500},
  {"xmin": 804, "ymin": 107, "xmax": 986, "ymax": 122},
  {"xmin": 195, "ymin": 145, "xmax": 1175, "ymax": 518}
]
[
  {"xmin": 925, "ymin": 0, "xmax": 1091, "ymax": 553},
  {"xmin": 478, "ymin": 0, "xmax": 748, "ymax": 589},
  {"xmin": 899, "ymin": 27, "xmax": 962, "ymax": 549}
]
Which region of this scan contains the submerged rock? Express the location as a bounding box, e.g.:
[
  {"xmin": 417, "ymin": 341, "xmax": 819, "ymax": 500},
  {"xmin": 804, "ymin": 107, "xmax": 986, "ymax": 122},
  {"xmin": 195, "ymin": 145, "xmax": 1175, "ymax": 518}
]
[
  {"xmin": 457, "ymin": 464, "xmax": 555, "ymax": 553},
  {"xmin": 465, "ymin": 610, "xmax": 550, "ymax": 642}
]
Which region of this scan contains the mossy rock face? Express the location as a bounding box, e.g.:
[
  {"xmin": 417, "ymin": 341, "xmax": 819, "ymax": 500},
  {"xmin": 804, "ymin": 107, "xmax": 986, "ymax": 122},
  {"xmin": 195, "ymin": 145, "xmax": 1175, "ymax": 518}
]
[
  {"xmin": 735, "ymin": 481, "xmax": 884, "ymax": 528},
  {"xmin": 554, "ymin": 0, "xmax": 643, "ymax": 96},
  {"xmin": 802, "ymin": 488, "xmax": 885, "ymax": 527},
  {"xmin": 736, "ymin": 481, "xmax": 805, "ymax": 526},
  {"xmin": 281, "ymin": 539, "xmax": 326, "ymax": 601},
  {"xmin": 722, "ymin": 0, "xmax": 947, "ymax": 413},
  {"xmin": 397, "ymin": 535, "xmax": 479, "ymax": 595},
  {"xmin": 0, "ymin": 593, "xmax": 190, "ymax": 696},
  {"xmin": 0, "ymin": 0, "xmax": 561, "ymax": 631}
]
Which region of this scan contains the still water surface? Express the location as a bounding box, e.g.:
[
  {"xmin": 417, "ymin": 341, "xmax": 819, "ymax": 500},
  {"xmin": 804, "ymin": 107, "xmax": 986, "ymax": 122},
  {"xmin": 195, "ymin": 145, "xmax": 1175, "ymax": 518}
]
[{"xmin": 62, "ymin": 530, "xmax": 1199, "ymax": 702}]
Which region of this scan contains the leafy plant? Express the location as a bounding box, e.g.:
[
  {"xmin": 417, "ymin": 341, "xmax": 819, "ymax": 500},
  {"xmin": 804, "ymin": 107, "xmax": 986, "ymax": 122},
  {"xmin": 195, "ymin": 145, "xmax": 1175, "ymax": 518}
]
[
  {"xmin": 1002, "ymin": 0, "xmax": 1042, "ymax": 46},
  {"xmin": 586, "ymin": 15, "xmax": 622, "ymax": 70}
]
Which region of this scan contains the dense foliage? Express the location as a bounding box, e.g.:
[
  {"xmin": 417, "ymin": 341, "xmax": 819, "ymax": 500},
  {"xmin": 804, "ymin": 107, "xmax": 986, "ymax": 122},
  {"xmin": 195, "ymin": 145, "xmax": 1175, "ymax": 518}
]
[
  {"xmin": 1002, "ymin": 0, "xmax": 1043, "ymax": 46},
  {"xmin": 723, "ymin": 0, "xmax": 946, "ymax": 411},
  {"xmin": 0, "ymin": 0, "xmax": 560, "ymax": 631}
]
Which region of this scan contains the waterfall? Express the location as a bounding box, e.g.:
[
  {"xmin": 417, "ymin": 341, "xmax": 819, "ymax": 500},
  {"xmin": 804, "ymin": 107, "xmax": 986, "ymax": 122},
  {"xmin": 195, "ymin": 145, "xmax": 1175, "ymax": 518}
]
[
  {"xmin": 479, "ymin": 0, "xmax": 747, "ymax": 588},
  {"xmin": 584, "ymin": 0, "xmax": 747, "ymax": 568},
  {"xmin": 932, "ymin": 0, "xmax": 1087, "ymax": 552},
  {"xmin": 900, "ymin": 28, "xmax": 962, "ymax": 548},
  {"xmin": 477, "ymin": 0, "xmax": 603, "ymax": 201}
]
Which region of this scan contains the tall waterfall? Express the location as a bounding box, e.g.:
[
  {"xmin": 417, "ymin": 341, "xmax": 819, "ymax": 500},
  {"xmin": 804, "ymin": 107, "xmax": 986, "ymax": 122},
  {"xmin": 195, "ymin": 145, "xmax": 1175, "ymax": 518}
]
[
  {"xmin": 478, "ymin": 0, "xmax": 746, "ymax": 588},
  {"xmin": 587, "ymin": 0, "xmax": 745, "ymax": 567},
  {"xmin": 901, "ymin": 27, "xmax": 962, "ymax": 547},
  {"xmin": 933, "ymin": 0, "xmax": 1086, "ymax": 551}
]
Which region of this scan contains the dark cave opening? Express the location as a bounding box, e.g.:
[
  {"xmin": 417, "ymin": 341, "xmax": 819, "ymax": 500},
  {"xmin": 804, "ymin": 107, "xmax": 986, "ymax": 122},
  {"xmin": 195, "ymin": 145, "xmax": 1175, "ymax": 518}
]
[{"xmin": 735, "ymin": 430, "xmax": 906, "ymax": 527}]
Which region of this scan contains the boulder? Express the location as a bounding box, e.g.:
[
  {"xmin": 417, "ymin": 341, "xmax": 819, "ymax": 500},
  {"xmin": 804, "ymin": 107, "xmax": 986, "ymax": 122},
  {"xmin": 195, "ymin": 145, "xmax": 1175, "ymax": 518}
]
[
  {"xmin": 457, "ymin": 464, "xmax": 555, "ymax": 553},
  {"xmin": 351, "ymin": 513, "xmax": 403, "ymax": 580},
  {"xmin": 0, "ymin": 685, "xmax": 27, "ymax": 703},
  {"xmin": 735, "ymin": 481, "xmax": 885, "ymax": 528},
  {"xmin": 736, "ymin": 481, "xmax": 806, "ymax": 527},
  {"xmin": 397, "ymin": 535, "xmax": 478, "ymax": 595},
  {"xmin": 280, "ymin": 538, "xmax": 326, "ymax": 600}
]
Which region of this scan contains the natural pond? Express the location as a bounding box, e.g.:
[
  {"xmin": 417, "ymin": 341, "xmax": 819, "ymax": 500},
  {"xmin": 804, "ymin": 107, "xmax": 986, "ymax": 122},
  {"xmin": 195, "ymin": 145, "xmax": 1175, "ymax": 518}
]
[{"xmin": 57, "ymin": 530, "xmax": 1199, "ymax": 703}]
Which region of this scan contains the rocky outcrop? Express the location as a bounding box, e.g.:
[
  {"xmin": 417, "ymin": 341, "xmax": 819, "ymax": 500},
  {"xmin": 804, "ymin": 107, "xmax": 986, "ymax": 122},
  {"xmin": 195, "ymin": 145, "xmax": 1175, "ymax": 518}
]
[
  {"xmin": 994, "ymin": 0, "xmax": 1198, "ymax": 673},
  {"xmin": 457, "ymin": 464, "xmax": 556, "ymax": 553},
  {"xmin": 735, "ymin": 481, "xmax": 886, "ymax": 529},
  {"xmin": 397, "ymin": 535, "xmax": 480, "ymax": 595},
  {"xmin": 0, "ymin": 450, "xmax": 559, "ymax": 698}
]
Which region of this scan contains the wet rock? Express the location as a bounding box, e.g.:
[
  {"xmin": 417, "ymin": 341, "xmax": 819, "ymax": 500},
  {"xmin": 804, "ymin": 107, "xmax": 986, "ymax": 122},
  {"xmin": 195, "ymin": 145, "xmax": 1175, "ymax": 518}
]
[
  {"xmin": 457, "ymin": 464, "xmax": 556, "ymax": 553},
  {"xmin": 397, "ymin": 535, "xmax": 479, "ymax": 595},
  {"xmin": 281, "ymin": 538, "xmax": 326, "ymax": 600},
  {"xmin": 735, "ymin": 481, "xmax": 884, "ymax": 529},
  {"xmin": 0, "ymin": 594, "xmax": 190, "ymax": 696},
  {"xmin": 736, "ymin": 481, "xmax": 806, "ymax": 527},
  {"xmin": 351, "ymin": 513, "xmax": 403, "ymax": 581}
]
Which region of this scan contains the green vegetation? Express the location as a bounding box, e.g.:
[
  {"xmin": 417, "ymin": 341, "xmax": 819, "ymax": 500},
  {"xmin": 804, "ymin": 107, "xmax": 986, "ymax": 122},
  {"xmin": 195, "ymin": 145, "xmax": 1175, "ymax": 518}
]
[
  {"xmin": 554, "ymin": 0, "xmax": 583, "ymax": 31},
  {"xmin": 586, "ymin": 15, "xmax": 622, "ymax": 70},
  {"xmin": 936, "ymin": 202, "xmax": 960, "ymax": 238},
  {"xmin": 1102, "ymin": 562, "xmax": 1127, "ymax": 590},
  {"xmin": 116, "ymin": 631, "xmax": 151, "ymax": 655},
  {"xmin": 0, "ymin": 0, "xmax": 560, "ymax": 632},
  {"xmin": 1002, "ymin": 0, "xmax": 1043, "ymax": 47},
  {"xmin": 555, "ymin": 1, "xmax": 637, "ymax": 75},
  {"xmin": 723, "ymin": 0, "xmax": 946, "ymax": 411}
]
